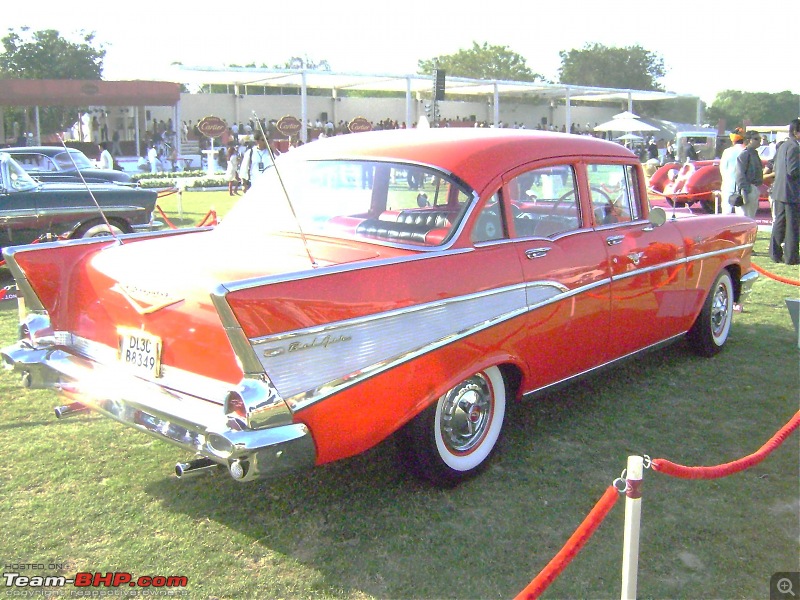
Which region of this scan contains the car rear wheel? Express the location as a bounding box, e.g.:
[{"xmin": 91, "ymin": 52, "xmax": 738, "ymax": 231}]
[
  {"xmin": 687, "ymin": 270, "xmax": 734, "ymax": 356},
  {"xmin": 397, "ymin": 366, "xmax": 506, "ymax": 485}
]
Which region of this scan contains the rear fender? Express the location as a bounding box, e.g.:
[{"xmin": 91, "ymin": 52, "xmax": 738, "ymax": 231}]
[
  {"xmin": 649, "ymin": 162, "xmax": 680, "ymax": 192},
  {"xmin": 4, "ymin": 237, "xmax": 120, "ymax": 317},
  {"xmin": 685, "ymin": 165, "xmax": 721, "ymax": 198}
]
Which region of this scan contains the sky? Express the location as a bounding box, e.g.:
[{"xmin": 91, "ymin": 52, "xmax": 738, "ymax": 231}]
[{"xmin": 4, "ymin": 0, "xmax": 799, "ymax": 106}]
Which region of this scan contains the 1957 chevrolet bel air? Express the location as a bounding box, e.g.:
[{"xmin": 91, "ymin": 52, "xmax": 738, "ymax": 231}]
[{"xmin": 1, "ymin": 129, "xmax": 759, "ymax": 485}]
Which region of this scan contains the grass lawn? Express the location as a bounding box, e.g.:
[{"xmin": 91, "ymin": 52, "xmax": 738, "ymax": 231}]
[{"xmin": 0, "ymin": 195, "xmax": 797, "ymax": 599}]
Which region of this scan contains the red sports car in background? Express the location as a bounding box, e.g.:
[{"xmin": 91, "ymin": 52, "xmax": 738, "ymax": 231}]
[{"xmin": 1, "ymin": 129, "xmax": 758, "ymax": 486}]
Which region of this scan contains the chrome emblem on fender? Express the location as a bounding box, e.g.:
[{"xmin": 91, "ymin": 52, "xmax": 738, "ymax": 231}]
[
  {"xmin": 263, "ymin": 334, "xmax": 352, "ymax": 358},
  {"xmin": 112, "ymin": 283, "xmax": 184, "ymax": 315}
]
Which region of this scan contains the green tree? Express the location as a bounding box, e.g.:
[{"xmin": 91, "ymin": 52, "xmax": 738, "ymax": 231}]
[
  {"xmin": 1, "ymin": 28, "xmax": 106, "ymax": 136},
  {"xmin": 418, "ymin": 42, "xmax": 541, "ymax": 82},
  {"xmin": 1, "ymin": 28, "xmax": 105, "ymax": 79},
  {"xmin": 707, "ymin": 90, "xmax": 800, "ymax": 129},
  {"xmin": 558, "ymin": 43, "xmax": 665, "ymax": 91}
]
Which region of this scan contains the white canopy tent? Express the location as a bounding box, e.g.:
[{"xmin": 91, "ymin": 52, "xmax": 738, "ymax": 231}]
[
  {"xmin": 145, "ymin": 65, "xmax": 699, "ymax": 147},
  {"xmin": 594, "ymin": 111, "xmax": 660, "ymax": 133}
]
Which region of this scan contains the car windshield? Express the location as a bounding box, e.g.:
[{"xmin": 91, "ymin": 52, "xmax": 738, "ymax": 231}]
[
  {"xmin": 217, "ymin": 159, "xmax": 474, "ymax": 247},
  {"xmin": 1, "ymin": 154, "xmax": 38, "ymax": 192},
  {"xmin": 54, "ymin": 150, "xmax": 93, "ymax": 170}
]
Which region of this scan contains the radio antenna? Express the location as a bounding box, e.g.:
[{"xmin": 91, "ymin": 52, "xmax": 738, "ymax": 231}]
[
  {"xmin": 57, "ymin": 134, "xmax": 122, "ymax": 244},
  {"xmin": 252, "ymin": 112, "xmax": 317, "ymax": 268}
]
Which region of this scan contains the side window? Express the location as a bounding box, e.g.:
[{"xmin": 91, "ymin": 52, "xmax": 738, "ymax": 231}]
[
  {"xmin": 37, "ymin": 156, "xmax": 58, "ymax": 171},
  {"xmin": 586, "ymin": 164, "xmax": 640, "ymax": 225},
  {"xmin": 509, "ymin": 165, "xmax": 580, "ymax": 238},
  {"xmin": 625, "ymin": 165, "xmax": 642, "ymax": 221},
  {"xmin": 471, "ymin": 191, "xmax": 505, "ymax": 243}
]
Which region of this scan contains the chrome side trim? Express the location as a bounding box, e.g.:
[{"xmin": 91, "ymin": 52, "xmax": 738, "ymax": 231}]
[
  {"xmin": 687, "ymin": 243, "xmax": 754, "ymax": 263},
  {"xmin": 609, "ymin": 243, "xmax": 753, "ymax": 283},
  {"xmin": 254, "ymin": 284, "xmax": 530, "ymax": 408},
  {"xmin": 612, "ymin": 257, "xmax": 686, "ymax": 281},
  {"xmin": 251, "ymin": 280, "xmax": 588, "ymax": 412}
]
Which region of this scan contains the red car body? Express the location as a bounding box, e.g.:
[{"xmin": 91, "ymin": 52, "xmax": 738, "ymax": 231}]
[{"xmin": 1, "ymin": 129, "xmax": 759, "ymax": 485}]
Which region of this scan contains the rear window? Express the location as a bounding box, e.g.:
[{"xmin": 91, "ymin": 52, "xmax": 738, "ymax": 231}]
[{"xmin": 219, "ymin": 159, "xmax": 474, "ymax": 248}]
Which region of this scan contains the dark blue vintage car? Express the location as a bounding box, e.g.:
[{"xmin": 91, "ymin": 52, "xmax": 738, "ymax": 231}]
[
  {"xmin": 2, "ymin": 146, "xmax": 132, "ymax": 184},
  {"xmin": 0, "ymin": 152, "xmax": 157, "ymax": 249}
]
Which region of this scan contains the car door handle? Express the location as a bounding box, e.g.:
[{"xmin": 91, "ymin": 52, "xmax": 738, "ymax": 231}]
[
  {"xmin": 525, "ymin": 247, "xmax": 551, "ymax": 259},
  {"xmin": 606, "ymin": 235, "xmax": 625, "ymax": 246}
]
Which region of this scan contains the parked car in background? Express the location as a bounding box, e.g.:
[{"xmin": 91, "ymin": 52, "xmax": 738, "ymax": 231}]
[
  {"xmin": 649, "ymin": 159, "xmax": 770, "ymax": 214},
  {"xmin": 0, "ymin": 129, "xmax": 758, "ymax": 487},
  {"xmin": 2, "ymin": 146, "xmax": 132, "ymax": 184},
  {"xmin": 0, "ymin": 152, "xmax": 157, "ymax": 248}
]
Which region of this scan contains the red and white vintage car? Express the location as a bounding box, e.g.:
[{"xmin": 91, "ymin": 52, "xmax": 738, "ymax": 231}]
[
  {"xmin": 1, "ymin": 129, "xmax": 759, "ymax": 485},
  {"xmin": 649, "ymin": 158, "xmax": 770, "ymax": 214}
]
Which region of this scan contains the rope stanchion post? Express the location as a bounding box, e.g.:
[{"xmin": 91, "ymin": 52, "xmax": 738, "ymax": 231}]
[{"xmin": 620, "ymin": 456, "xmax": 644, "ymax": 600}]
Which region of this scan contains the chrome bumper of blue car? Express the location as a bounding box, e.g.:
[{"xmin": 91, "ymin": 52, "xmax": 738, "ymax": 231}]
[{"xmin": 739, "ymin": 269, "xmax": 759, "ymax": 301}]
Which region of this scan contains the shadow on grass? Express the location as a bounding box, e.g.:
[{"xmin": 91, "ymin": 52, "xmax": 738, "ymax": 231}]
[{"xmin": 138, "ymin": 331, "xmax": 799, "ymax": 600}]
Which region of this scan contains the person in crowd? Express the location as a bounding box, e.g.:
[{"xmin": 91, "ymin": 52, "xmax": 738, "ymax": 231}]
[
  {"xmin": 238, "ymin": 131, "xmax": 271, "ymax": 192},
  {"xmin": 734, "ymin": 130, "xmax": 764, "ymax": 218},
  {"xmin": 677, "ymin": 137, "xmax": 698, "ymax": 163},
  {"xmin": 111, "ymin": 129, "xmax": 122, "ymax": 156},
  {"xmin": 646, "ymin": 138, "xmax": 659, "ymax": 161},
  {"xmin": 719, "ymin": 128, "xmax": 745, "ymax": 213},
  {"xmin": 98, "ymin": 141, "xmax": 114, "ymax": 170},
  {"xmin": 665, "ymin": 140, "xmax": 676, "ymax": 163},
  {"xmin": 147, "ymin": 144, "xmax": 160, "ymax": 173},
  {"xmin": 770, "ymin": 118, "xmax": 800, "ymax": 265},
  {"xmin": 225, "ymin": 143, "xmax": 240, "ymax": 196}
]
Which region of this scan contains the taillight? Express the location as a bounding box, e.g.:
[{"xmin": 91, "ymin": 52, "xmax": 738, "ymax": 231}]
[{"xmin": 224, "ymin": 390, "xmax": 246, "ymax": 420}]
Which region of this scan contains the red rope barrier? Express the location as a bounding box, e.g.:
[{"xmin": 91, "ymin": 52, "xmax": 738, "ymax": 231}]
[
  {"xmin": 648, "ymin": 188, "xmax": 711, "ymax": 200},
  {"xmin": 751, "ymin": 261, "xmax": 800, "ymax": 286},
  {"xmin": 196, "ymin": 209, "xmax": 218, "ymax": 227},
  {"xmin": 156, "ymin": 187, "xmax": 179, "ymax": 198},
  {"xmin": 651, "ymin": 411, "xmax": 800, "ymax": 479},
  {"xmin": 514, "ymin": 486, "xmax": 620, "ymax": 600},
  {"xmin": 155, "ymin": 205, "xmax": 218, "ymax": 230},
  {"xmin": 155, "ymin": 205, "xmax": 178, "ymax": 230}
]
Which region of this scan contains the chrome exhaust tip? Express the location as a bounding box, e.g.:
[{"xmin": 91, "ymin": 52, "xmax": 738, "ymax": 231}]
[
  {"xmin": 54, "ymin": 402, "xmax": 89, "ymax": 419},
  {"xmin": 175, "ymin": 457, "xmax": 219, "ymax": 479}
]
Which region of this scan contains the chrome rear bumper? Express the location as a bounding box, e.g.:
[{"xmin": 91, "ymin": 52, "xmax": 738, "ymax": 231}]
[{"xmin": 1, "ymin": 342, "xmax": 316, "ymax": 481}]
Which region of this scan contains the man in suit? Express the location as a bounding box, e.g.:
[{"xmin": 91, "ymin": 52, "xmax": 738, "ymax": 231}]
[{"xmin": 770, "ymin": 119, "xmax": 800, "ymax": 265}]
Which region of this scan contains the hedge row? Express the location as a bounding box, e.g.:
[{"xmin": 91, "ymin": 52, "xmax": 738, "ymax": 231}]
[{"xmin": 133, "ymin": 173, "xmax": 227, "ymax": 189}]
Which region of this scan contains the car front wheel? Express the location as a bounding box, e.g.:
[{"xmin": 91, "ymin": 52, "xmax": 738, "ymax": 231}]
[
  {"xmin": 687, "ymin": 270, "xmax": 734, "ymax": 356},
  {"xmin": 74, "ymin": 219, "xmax": 128, "ymax": 239},
  {"xmin": 397, "ymin": 366, "xmax": 507, "ymax": 485}
]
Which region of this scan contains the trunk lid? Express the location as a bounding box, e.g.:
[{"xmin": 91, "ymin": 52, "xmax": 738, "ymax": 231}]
[{"xmin": 13, "ymin": 228, "xmax": 386, "ymax": 400}]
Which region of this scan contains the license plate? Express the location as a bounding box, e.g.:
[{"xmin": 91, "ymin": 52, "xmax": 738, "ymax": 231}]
[{"xmin": 118, "ymin": 328, "xmax": 162, "ymax": 378}]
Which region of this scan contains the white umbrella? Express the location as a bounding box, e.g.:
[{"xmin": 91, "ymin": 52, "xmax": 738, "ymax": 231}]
[
  {"xmin": 614, "ymin": 133, "xmax": 644, "ymax": 141},
  {"xmin": 594, "ymin": 111, "xmax": 658, "ymax": 133}
]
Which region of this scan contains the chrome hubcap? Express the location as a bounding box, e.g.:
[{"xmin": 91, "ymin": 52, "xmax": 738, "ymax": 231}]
[
  {"xmin": 711, "ymin": 282, "xmax": 730, "ymax": 337},
  {"xmin": 439, "ymin": 374, "xmax": 493, "ymax": 453}
]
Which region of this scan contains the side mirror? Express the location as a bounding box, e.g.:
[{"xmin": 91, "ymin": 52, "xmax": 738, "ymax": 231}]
[{"xmin": 648, "ymin": 206, "xmax": 667, "ymax": 227}]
